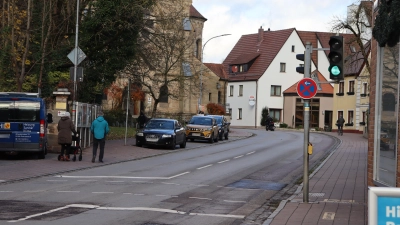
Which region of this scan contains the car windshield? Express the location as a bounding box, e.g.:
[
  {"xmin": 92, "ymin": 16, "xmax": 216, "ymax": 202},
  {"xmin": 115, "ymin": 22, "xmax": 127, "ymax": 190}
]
[
  {"xmin": 189, "ymin": 117, "xmax": 213, "ymax": 125},
  {"xmin": 145, "ymin": 120, "xmax": 174, "ymax": 129},
  {"xmin": 213, "ymin": 117, "xmax": 222, "ymax": 124}
]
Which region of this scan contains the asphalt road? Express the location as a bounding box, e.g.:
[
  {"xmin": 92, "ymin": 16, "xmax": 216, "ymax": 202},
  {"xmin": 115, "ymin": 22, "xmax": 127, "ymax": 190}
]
[{"xmin": 0, "ymin": 129, "xmax": 338, "ymax": 225}]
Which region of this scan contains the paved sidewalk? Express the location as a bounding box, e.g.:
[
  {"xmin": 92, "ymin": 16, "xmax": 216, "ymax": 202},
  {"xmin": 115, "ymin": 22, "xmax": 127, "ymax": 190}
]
[{"xmin": 264, "ymin": 132, "xmax": 368, "ymax": 225}]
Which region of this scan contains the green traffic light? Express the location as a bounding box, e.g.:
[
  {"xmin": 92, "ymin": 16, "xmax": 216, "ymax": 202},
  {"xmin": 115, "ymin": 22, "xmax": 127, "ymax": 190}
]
[{"xmin": 330, "ymin": 66, "xmax": 341, "ymax": 76}]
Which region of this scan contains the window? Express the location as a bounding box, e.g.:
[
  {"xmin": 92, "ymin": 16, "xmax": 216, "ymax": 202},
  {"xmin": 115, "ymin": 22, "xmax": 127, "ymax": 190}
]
[
  {"xmin": 339, "ymin": 81, "xmax": 344, "ymax": 93},
  {"xmin": 363, "ymin": 83, "xmax": 368, "ymax": 95},
  {"xmin": 194, "ymin": 39, "xmax": 201, "ymax": 59},
  {"xmin": 229, "ymin": 85, "xmax": 233, "ymax": 96},
  {"xmin": 159, "ymin": 85, "xmax": 168, "ymax": 103},
  {"xmin": 338, "ymin": 111, "xmax": 343, "ymax": 119},
  {"xmin": 239, "ymin": 85, "xmax": 243, "ymax": 96},
  {"xmin": 238, "ymin": 108, "xmax": 242, "ymax": 119},
  {"xmin": 383, "ymin": 93, "xmax": 395, "ymax": 111},
  {"xmin": 348, "ymin": 110, "xmax": 353, "ymax": 124},
  {"xmin": 218, "ymin": 91, "xmax": 221, "ymax": 104},
  {"xmin": 280, "ymin": 63, "xmax": 286, "ymax": 72},
  {"xmin": 269, "ymin": 109, "xmax": 281, "ymax": 122},
  {"xmin": 228, "ymin": 108, "xmax": 232, "ymax": 116},
  {"xmin": 349, "ymin": 80, "xmax": 355, "ymax": 92},
  {"xmin": 362, "ymin": 111, "xmax": 366, "ymax": 123},
  {"xmin": 208, "ymin": 93, "xmax": 212, "ymax": 102},
  {"xmin": 271, "ymin": 85, "xmax": 281, "ymax": 96},
  {"xmin": 291, "ymin": 45, "xmax": 295, "ymax": 52}
]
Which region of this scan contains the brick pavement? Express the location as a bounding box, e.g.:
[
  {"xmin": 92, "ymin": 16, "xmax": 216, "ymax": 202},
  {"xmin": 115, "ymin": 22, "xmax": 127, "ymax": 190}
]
[{"xmin": 265, "ymin": 132, "xmax": 368, "ymax": 225}]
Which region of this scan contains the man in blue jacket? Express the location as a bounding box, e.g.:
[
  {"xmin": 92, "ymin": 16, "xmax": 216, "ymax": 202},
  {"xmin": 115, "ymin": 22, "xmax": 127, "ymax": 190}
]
[{"xmin": 91, "ymin": 111, "xmax": 110, "ymax": 163}]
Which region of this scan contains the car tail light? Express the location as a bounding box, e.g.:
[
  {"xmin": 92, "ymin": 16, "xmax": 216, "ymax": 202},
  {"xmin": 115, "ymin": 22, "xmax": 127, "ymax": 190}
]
[{"xmin": 40, "ymin": 120, "xmax": 45, "ymax": 138}]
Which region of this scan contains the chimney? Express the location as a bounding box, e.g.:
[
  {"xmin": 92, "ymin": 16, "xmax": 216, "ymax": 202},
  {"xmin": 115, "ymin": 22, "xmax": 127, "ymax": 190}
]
[{"xmin": 258, "ymin": 26, "xmax": 264, "ymax": 42}]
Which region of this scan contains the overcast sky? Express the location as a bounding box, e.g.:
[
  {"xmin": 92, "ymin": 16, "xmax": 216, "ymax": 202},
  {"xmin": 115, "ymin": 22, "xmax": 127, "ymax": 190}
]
[{"xmin": 192, "ymin": 0, "xmax": 359, "ymax": 63}]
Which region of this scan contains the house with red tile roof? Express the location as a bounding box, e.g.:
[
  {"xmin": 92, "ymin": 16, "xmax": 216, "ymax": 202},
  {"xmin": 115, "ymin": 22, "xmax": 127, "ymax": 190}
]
[
  {"xmin": 221, "ymin": 26, "xmax": 358, "ymax": 128},
  {"xmin": 283, "ymin": 71, "xmax": 334, "ymax": 129}
]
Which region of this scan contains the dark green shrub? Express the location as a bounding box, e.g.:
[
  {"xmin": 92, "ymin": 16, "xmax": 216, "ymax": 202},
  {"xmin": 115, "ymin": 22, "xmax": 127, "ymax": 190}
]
[
  {"xmin": 280, "ymin": 123, "xmax": 288, "ymax": 128},
  {"xmin": 260, "ymin": 107, "xmax": 269, "ymax": 126}
]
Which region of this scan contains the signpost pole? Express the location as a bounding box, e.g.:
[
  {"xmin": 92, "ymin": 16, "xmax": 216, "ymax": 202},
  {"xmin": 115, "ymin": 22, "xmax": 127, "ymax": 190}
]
[
  {"xmin": 303, "ymin": 42, "xmax": 312, "ymax": 203},
  {"xmin": 72, "ymin": 0, "xmax": 80, "ymax": 129}
]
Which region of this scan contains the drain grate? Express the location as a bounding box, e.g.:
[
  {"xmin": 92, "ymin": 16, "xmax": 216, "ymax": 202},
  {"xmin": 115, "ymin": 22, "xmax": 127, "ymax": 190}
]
[
  {"xmin": 227, "ymin": 179, "xmax": 287, "ymax": 191},
  {"xmin": 297, "ymin": 192, "xmax": 325, "ymax": 197}
]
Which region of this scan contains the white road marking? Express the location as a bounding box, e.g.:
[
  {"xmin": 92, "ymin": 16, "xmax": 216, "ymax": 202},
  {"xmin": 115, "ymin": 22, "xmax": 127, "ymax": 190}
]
[
  {"xmin": 97, "ymin": 207, "xmax": 187, "ymax": 215},
  {"xmin": 189, "ymin": 197, "xmax": 212, "ymax": 200},
  {"xmin": 92, "ymin": 192, "xmax": 114, "ymax": 194},
  {"xmin": 55, "ymin": 172, "xmax": 191, "ymax": 181},
  {"xmin": 0, "ymin": 180, "xmax": 5, "ymax": 182},
  {"xmin": 218, "ymin": 160, "xmax": 230, "ymax": 164},
  {"xmin": 246, "ymin": 151, "xmax": 256, "ymax": 155},
  {"xmin": 56, "ymin": 191, "xmax": 80, "ymax": 193},
  {"xmin": 57, "ymin": 175, "xmax": 167, "ymax": 180},
  {"xmin": 188, "ymin": 212, "xmax": 245, "ymax": 219},
  {"xmin": 234, "ymin": 155, "xmax": 244, "ymax": 159},
  {"xmin": 8, "ymin": 204, "xmax": 99, "ymax": 222},
  {"xmin": 134, "ymin": 194, "xmax": 145, "ymax": 196},
  {"xmin": 161, "ymin": 182, "xmax": 180, "ymax": 185},
  {"xmin": 24, "ymin": 190, "xmax": 44, "ymax": 193},
  {"xmin": 168, "ymin": 172, "xmax": 190, "ymax": 179},
  {"xmin": 197, "ymin": 164, "xmax": 213, "ymax": 170},
  {"xmin": 223, "ymin": 200, "xmax": 246, "ymax": 203},
  {"xmin": 8, "ymin": 204, "xmax": 246, "ymax": 222},
  {"xmin": 194, "ymin": 184, "xmax": 209, "ymax": 187},
  {"xmin": 0, "ymin": 191, "xmax": 13, "ymax": 193}
]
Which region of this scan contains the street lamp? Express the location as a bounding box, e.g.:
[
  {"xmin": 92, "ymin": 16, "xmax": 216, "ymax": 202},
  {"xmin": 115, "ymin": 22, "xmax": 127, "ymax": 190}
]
[{"xmin": 199, "ymin": 34, "xmax": 231, "ymax": 111}]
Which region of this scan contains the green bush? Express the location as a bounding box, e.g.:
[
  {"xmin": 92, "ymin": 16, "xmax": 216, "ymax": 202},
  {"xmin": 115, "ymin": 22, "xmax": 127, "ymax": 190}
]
[
  {"xmin": 280, "ymin": 123, "xmax": 288, "ymax": 128},
  {"xmin": 104, "ymin": 109, "xmax": 135, "ymax": 127},
  {"xmin": 260, "ymin": 106, "xmax": 269, "ymax": 126}
]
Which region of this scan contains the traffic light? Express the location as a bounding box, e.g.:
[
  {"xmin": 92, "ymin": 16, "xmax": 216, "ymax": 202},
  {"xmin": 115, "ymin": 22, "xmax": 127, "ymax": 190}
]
[
  {"xmin": 296, "ymin": 54, "xmax": 305, "ymax": 74},
  {"xmin": 328, "ymin": 36, "xmax": 344, "ymax": 81}
]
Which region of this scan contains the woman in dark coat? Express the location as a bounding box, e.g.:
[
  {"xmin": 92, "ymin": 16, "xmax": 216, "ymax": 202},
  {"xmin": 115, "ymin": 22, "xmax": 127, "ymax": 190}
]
[{"xmin": 57, "ymin": 112, "xmax": 77, "ymax": 161}]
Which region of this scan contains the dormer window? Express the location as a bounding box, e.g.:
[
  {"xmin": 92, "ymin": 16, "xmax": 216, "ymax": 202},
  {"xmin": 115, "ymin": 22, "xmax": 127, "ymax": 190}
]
[{"xmin": 230, "ymin": 64, "xmax": 248, "ymax": 73}]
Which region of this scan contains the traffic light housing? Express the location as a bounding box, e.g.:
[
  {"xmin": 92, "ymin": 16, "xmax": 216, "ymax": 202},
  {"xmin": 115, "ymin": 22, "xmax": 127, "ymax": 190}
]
[
  {"xmin": 328, "ymin": 36, "xmax": 344, "ymax": 81},
  {"xmin": 296, "ymin": 54, "xmax": 305, "ymax": 74}
]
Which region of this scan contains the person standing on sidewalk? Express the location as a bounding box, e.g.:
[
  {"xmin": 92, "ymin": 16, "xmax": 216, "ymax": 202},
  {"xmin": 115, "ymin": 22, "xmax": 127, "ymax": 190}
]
[
  {"xmin": 90, "ymin": 111, "xmax": 110, "ymax": 163},
  {"xmin": 57, "ymin": 112, "xmax": 77, "ymax": 161}
]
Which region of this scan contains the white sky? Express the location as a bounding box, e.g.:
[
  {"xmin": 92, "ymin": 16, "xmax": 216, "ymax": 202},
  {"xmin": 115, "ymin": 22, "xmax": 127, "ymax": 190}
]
[{"xmin": 192, "ymin": 0, "xmax": 359, "ymax": 63}]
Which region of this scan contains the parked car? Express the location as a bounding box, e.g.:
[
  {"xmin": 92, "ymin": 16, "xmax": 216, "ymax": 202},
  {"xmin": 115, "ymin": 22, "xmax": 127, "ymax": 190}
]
[
  {"xmin": 185, "ymin": 115, "xmax": 219, "ymax": 143},
  {"xmin": 135, "ymin": 118, "xmax": 186, "ymax": 150},
  {"xmin": 209, "ymin": 115, "xmax": 229, "ymax": 140}
]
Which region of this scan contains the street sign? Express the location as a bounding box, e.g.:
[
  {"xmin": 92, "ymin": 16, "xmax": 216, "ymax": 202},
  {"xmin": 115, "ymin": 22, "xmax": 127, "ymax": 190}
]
[
  {"xmin": 68, "ymin": 47, "xmax": 87, "ymax": 66},
  {"xmin": 296, "ymin": 78, "xmax": 317, "ymax": 99}
]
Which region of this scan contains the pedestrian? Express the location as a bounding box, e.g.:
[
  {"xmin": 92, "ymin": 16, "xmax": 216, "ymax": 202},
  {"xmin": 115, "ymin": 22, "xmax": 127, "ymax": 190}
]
[
  {"xmin": 57, "ymin": 112, "xmax": 77, "ymax": 161},
  {"xmin": 336, "ymin": 115, "xmax": 345, "ymax": 133},
  {"xmin": 266, "ymin": 114, "xmax": 273, "ymax": 130},
  {"xmin": 91, "ymin": 111, "xmax": 110, "ymax": 163},
  {"xmin": 137, "ymin": 111, "xmax": 148, "ymax": 129}
]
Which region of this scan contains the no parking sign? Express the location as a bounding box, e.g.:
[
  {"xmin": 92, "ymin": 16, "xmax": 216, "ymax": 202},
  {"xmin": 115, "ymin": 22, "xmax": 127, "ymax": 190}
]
[{"xmin": 296, "ymin": 78, "xmax": 318, "ymax": 99}]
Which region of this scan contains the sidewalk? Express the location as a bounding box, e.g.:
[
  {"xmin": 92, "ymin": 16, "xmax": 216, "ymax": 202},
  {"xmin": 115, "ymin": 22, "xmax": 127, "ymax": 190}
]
[{"xmin": 265, "ymin": 132, "xmax": 368, "ymax": 225}]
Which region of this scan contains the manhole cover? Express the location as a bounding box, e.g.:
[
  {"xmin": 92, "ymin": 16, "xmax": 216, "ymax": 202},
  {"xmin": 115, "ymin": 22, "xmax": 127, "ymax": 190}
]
[{"xmin": 227, "ymin": 179, "xmax": 287, "ymax": 190}]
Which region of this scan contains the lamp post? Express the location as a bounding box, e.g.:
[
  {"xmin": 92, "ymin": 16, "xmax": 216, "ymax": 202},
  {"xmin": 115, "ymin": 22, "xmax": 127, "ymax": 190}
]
[{"xmin": 199, "ymin": 34, "xmax": 231, "ymax": 111}]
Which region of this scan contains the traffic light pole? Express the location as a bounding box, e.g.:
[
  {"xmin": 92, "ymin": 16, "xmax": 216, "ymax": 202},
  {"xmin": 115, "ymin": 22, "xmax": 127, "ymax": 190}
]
[{"xmin": 303, "ymin": 42, "xmax": 312, "ymax": 203}]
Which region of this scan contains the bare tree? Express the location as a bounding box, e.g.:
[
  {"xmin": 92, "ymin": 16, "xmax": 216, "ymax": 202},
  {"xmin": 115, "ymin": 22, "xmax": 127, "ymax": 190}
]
[
  {"xmin": 122, "ymin": 0, "xmax": 199, "ymax": 117},
  {"xmin": 330, "ymin": 1, "xmax": 373, "ymax": 75}
]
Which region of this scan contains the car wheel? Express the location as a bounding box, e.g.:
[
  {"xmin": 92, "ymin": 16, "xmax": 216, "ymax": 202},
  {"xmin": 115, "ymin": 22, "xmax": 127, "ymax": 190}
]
[
  {"xmin": 214, "ymin": 132, "xmax": 219, "ymax": 142},
  {"xmin": 225, "ymin": 133, "xmax": 229, "ymax": 140},
  {"xmin": 170, "ymin": 138, "xmax": 176, "ymax": 150},
  {"xmin": 180, "ymin": 138, "xmax": 186, "ymax": 148},
  {"xmin": 209, "ymin": 136, "xmax": 214, "ymax": 143},
  {"xmin": 136, "ymin": 140, "xmax": 142, "ymax": 147},
  {"xmin": 219, "ymin": 133, "xmax": 223, "ymax": 140}
]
